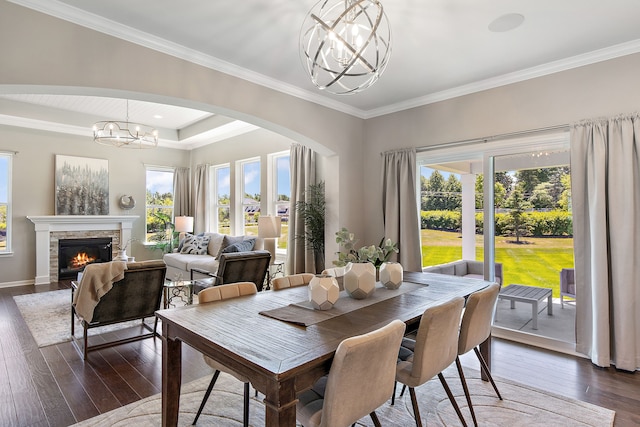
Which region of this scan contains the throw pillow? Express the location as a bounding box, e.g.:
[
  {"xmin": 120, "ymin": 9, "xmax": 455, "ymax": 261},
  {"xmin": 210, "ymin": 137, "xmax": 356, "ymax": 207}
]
[
  {"xmin": 180, "ymin": 234, "xmax": 211, "ymax": 255},
  {"xmin": 216, "ymin": 235, "xmax": 246, "ymax": 258},
  {"xmin": 221, "ymin": 238, "xmax": 256, "ymax": 254},
  {"xmin": 177, "ymin": 232, "xmax": 204, "ymax": 253}
]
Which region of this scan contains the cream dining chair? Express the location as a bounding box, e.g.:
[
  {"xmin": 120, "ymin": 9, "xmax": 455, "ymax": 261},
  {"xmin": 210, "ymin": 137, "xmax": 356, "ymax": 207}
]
[
  {"xmin": 454, "ymin": 283, "xmax": 502, "ymax": 427},
  {"xmin": 272, "ymin": 273, "xmax": 314, "ymax": 290},
  {"xmin": 393, "ymin": 297, "xmax": 468, "ymax": 427},
  {"xmin": 192, "ymin": 281, "xmax": 258, "ymax": 426},
  {"xmin": 296, "ymin": 319, "xmax": 406, "ymax": 427}
]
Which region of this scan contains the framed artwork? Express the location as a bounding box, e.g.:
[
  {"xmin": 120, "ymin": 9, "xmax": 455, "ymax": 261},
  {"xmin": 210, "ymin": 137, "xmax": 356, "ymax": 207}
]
[{"xmin": 55, "ymin": 155, "xmax": 109, "ymax": 215}]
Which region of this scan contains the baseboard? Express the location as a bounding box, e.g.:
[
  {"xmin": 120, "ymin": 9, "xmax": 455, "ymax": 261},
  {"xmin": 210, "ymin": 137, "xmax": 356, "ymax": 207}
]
[
  {"xmin": 492, "ymin": 325, "xmax": 586, "ymax": 359},
  {"xmin": 0, "ymin": 279, "xmax": 35, "ymax": 288}
]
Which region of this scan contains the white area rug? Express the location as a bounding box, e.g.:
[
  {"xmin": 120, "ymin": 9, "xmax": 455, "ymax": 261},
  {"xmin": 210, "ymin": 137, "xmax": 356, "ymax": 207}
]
[
  {"xmin": 13, "ymin": 289, "xmax": 155, "ymax": 347},
  {"xmin": 71, "ymin": 365, "xmax": 615, "ymax": 427}
]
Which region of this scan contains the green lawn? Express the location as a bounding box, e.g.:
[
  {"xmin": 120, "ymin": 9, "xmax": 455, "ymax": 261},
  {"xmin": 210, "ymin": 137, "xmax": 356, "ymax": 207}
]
[{"xmin": 421, "ymin": 229, "xmax": 574, "ymax": 297}]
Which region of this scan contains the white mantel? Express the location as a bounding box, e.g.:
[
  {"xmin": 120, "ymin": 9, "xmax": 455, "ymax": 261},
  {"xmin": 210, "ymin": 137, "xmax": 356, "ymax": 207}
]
[{"xmin": 27, "ymin": 215, "xmax": 139, "ymax": 285}]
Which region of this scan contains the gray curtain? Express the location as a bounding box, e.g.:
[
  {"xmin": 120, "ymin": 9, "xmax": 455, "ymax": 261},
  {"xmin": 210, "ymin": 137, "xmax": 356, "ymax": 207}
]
[
  {"xmin": 381, "ymin": 148, "xmax": 422, "ymax": 272},
  {"xmin": 173, "ymin": 167, "xmax": 191, "ymax": 217},
  {"xmin": 571, "ymin": 113, "xmax": 640, "ymax": 371},
  {"xmin": 288, "ymin": 144, "xmax": 316, "ymax": 274},
  {"xmin": 193, "ymin": 164, "xmax": 210, "ymax": 235}
]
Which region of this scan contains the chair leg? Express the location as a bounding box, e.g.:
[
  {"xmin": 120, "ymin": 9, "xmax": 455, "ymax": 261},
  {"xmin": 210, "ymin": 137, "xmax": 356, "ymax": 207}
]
[
  {"xmin": 243, "ymin": 382, "xmax": 250, "ymax": 427},
  {"xmin": 400, "ymin": 384, "xmax": 407, "ymax": 397},
  {"xmin": 391, "ymin": 381, "xmax": 397, "ymax": 405},
  {"xmin": 192, "ymin": 370, "xmax": 221, "ymax": 425},
  {"xmin": 455, "ymin": 356, "xmax": 478, "ymax": 427},
  {"xmin": 438, "ymin": 373, "xmax": 468, "ymax": 427},
  {"xmin": 408, "ymin": 387, "xmax": 423, "ymax": 427},
  {"xmin": 370, "ymin": 411, "xmax": 382, "ymax": 427},
  {"xmin": 83, "ymin": 324, "xmax": 88, "ymax": 360},
  {"xmin": 473, "ymin": 347, "xmax": 503, "ymax": 400}
]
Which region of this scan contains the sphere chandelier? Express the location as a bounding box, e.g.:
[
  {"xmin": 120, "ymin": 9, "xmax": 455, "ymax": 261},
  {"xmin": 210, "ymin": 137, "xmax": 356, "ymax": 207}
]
[
  {"xmin": 92, "ymin": 99, "xmax": 159, "ymax": 149},
  {"xmin": 300, "ymin": 0, "xmax": 392, "ymax": 95}
]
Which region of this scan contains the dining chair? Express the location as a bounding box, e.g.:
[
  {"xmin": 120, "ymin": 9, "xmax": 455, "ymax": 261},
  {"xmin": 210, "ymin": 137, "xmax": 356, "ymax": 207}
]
[
  {"xmin": 393, "ymin": 297, "xmax": 468, "ymax": 427},
  {"xmin": 296, "ymin": 319, "xmax": 406, "ymax": 427},
  {"xmin": 272, "ymin": 273, "xmax": 315, "ymax": 290},
  {"xmin": 192, "ymin": 281, "xmax": 258, "ymax": 426},
  {"xmin": 454, "ymin": 283, "xmax": 502, "ymax": 427}
]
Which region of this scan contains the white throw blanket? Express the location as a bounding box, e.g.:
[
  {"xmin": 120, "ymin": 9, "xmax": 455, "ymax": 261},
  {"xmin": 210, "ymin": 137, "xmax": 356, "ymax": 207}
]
[{"xmin": 72, "ymin": 261, "xmax": 128, "ymax": 323}]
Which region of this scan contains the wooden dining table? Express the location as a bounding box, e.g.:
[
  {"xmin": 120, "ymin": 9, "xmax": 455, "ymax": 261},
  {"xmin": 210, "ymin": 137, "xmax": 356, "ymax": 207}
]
[{"xmin": 156, "ymin": 271, "xmax": 494, "ymax": 427}]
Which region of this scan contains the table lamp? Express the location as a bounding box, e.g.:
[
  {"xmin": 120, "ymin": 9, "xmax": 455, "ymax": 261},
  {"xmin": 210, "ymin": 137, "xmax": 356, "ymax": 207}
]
[
  {"xmin": 174, "ymin": 216, "xmax": 194, "ymax": 241},
  {"xmin": 258, "ymin": 215, "xmax": 281, "ymax": 264}
]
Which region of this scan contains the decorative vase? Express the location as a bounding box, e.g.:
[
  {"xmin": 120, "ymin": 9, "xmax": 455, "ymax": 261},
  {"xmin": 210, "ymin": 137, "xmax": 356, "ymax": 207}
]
[
  {"xmin": 379, "ymin": 262, "xmax": 403, "ymax": 289},
  {"xmin": 114, "ymin": 249, "xmax": 128, "ymax": 262},
  {"xmin": 308, "ymin": 274, "xmax": 340, "ymax": 310},
  {"xmin": 343, "ymin": 262, "xmax": 376, "ymax": 299}
]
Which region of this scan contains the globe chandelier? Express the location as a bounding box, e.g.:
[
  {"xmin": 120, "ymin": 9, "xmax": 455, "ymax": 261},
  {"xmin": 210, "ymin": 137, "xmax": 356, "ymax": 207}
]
[
  {"xmin": 300, "ymin": 0, "xmax": 392, "ymax": 95},
  {"xmin": 92, "ymin": 99, "xmax": 159, "ymax": 149}
]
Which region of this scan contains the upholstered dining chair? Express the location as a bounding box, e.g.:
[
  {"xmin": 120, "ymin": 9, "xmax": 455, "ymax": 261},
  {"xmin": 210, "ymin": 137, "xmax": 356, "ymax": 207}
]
[
  {"xmin": 272, "ymin": 273, "xmax": 314, "ymax": 290},
  {"xmin": 296, "ymin": 319, "xmax": 406, "ymax": 427},
  {"xmin": 192, "ymin": 281, "xmax": 258, "ymax": 426},
  {"xmin": 454, "ymin": 283, "xmax": 502, "ymax": 427},
  {"xmin": 393, "ymin": 297, "xmax": 467, "ymax": 427}
]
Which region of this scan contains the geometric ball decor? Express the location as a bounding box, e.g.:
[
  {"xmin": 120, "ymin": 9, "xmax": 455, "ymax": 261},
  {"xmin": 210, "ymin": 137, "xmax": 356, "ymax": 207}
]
[
  {"xmin": 379, "ymin": 261, "xmax": 403, "ymax": 289},
  {"xmin": 343, "ymin": 262, "xmax": 376, "ymax": 299},
  {"xmin": 308, "ymin": 274, "xmax": 341, "ymax": 310}
]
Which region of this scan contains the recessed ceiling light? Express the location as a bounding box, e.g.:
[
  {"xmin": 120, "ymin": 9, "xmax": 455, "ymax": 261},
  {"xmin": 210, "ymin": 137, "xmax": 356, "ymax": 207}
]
[
  {"xmin": 488, "ymin": 13, "xmax": 525, "ymax": 32},
  {"xmin": 153, "ymin": 114, "xmax": 163, "ymax": 119}
]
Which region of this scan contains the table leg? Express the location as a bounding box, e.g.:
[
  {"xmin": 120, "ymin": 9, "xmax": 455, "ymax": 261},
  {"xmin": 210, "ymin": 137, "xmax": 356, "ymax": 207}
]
[
  {"xmin": 162, "ymin": 331, "xmax": 182, "ymax": 427},
  {"xmin": 263, "ymin": 378, "xmax": 297, "ymax": 427},
  {"xmin": 532, "ymin": 301, "xmax": 538, "ymax": 330},
  {"xmin": 547, "ymin": 294, "xmax": 553, "ymax": 315}
]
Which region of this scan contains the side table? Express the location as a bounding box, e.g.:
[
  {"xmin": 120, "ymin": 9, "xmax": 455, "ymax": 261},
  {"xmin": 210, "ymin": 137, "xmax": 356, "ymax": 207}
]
[{"xmin": 163, "ymin": 279, "xmax": 195, "ymax": 309}]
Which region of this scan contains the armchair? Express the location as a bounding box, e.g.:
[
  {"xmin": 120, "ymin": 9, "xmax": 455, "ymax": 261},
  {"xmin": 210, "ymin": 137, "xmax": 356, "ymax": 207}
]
[
  {"xmin": 190, "ymin": 250, "xmax": 271, "ymax": 293},
  {"xmin": 71, "ymin": 260, "xmax": 166, "ymax": 359},
  {"xmin": 560, "ymin": 268, "xmax": 575, "ymax": 308}
]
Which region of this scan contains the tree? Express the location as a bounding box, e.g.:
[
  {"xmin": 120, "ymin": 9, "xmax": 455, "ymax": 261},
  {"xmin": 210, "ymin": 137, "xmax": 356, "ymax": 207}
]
[
  {"xmin": 558, "ymin": 174, "xmax": 572, "ymax": 211},
  {"xmin": 504, "ymin": 188, "xmax": 532, "ymax": 243},
  {"xmin": 474, "ymin": 175, "xmax": 506, "ymax": 209},
  {"xmin": 530, "ymin": 182, "xmax": 555, "ymax": 209},
  {"xmin": 443, "ymin": 174, "xmax": 462, "ymax": 211}
]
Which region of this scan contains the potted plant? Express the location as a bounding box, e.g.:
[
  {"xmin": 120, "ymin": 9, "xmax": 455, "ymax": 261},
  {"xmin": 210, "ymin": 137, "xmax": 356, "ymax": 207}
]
[{"xmin": 294, "ymin": 181, "xmax": 326, "ymax": 273}]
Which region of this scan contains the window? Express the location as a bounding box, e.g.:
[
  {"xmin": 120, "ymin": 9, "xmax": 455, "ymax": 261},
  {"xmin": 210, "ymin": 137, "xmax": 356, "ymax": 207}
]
[
  {"xmin": 240, "ymin": 158, "xmax": 260, "ymax": 235},
  {"xmin": 0, "ymin": 153, "xmax": 11, "ymax": 253},
  {"xmin": 211, "ymin": 164, "xmax": 231, "ymax": 234},
  {"xmin": 145, "ymin": 167, "xmax": 174, "ymax": 244},
  {"xmin": 272, "ymin": 152, "xmax": 290, "ymax": 250}
]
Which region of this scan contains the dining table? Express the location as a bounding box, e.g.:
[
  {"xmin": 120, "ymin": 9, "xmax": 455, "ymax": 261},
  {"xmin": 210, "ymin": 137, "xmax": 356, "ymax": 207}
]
[{"xmin": 156, "ymin": 271, "xmax": 494, "ymax": 427}]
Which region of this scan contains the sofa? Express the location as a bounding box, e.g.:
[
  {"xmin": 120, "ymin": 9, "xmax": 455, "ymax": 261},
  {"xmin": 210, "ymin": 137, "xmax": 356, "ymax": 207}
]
[
  {"xmin": 423, "ymin": 259, "xmax": 503, "ymax": 285},
  {"xmin": 163, "ymin": 232, "xmax": 263, "ymax": 281}
]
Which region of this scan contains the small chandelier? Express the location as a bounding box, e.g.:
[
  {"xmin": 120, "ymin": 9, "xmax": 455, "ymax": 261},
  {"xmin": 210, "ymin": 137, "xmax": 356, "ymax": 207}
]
[
  {"xmin": 92, "ymin": 100, "xmax": 159, "ymax": 148},
  {"xmin": 300, "ymin": 0, "xmax": 391, "ymax": 95}
]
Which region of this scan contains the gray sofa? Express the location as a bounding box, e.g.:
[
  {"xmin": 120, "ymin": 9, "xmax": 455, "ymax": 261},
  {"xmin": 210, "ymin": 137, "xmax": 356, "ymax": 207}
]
[
  {"xmin": 423, "ymin": 259, "xmax": 503, "ymax": 285},
  {"xmin": 163, "ymin": 232, "xmax": 263, "ymax": 281}
]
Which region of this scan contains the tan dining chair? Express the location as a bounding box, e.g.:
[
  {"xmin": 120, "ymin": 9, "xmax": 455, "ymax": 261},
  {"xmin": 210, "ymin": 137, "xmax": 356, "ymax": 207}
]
[
  {"xmin": 272, "ymin": 273, "xmax": 314, "ymax": 290},
  {"xmin": 393, "ymin": 297, "xmax": 468, "ymax": 427},
  {"xmin": 296, "ymin": 319, "xmax": 406, "ymax": 427},
  {"xmin": 455, "ymin": 283, "xmax": 502, "ymax": 427},
  {"xmin": 192, "ymin": 281, "xmax": 258, "ymax": 426}
]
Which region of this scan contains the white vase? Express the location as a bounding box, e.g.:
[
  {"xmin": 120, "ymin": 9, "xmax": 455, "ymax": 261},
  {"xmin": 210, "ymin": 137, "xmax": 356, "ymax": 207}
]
[
  {"xmin": 114, "ymin": 249, "xmax": 128, "ymax": 262},
  {"xmin": 379, "ymin": 261, "xmax": 403, "ymax": 289},
  {"xmin": 343, "ymin": 262, "xmax": 376, "ymax": 299},
  {"xmin": 308, "ymin": 274, "xmax": 340, "ymax": 310}
]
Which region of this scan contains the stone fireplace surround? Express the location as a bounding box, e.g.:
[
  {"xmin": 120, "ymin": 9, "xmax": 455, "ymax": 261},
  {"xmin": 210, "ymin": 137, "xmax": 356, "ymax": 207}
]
[{"xmin": 27, "ymin": 215, "xmax": 138, "ymax": 284}]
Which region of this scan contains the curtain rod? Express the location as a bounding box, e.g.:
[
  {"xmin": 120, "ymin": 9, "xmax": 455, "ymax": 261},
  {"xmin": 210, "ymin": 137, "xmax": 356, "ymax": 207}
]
[
  {"xmin": 416, "ymin": 124, "xmax": 570, "ymax": 153},
  {"xmin": 1, "ymin": 149, "xmax": 18, "ymax": 155}
]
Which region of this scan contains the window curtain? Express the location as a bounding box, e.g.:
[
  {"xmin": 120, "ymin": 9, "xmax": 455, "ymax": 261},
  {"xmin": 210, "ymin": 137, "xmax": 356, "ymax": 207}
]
[
  {"xmin": 571, "ymin": 113, "xmax": 640, "ymax": 371},
  {"xmin": 288, "ymin": 143, "xmax": 316, "ymax": 274},
  {"xmin": 381, "ymin": 148, "xmax": 422, "ymax": 272},
  {"xmin": 193, "ymin": 164, "xmax": 210, "ymax": 235},
  {"xmin": 172, "ymin": 167, "xmax": 191, "ymax": 217}
]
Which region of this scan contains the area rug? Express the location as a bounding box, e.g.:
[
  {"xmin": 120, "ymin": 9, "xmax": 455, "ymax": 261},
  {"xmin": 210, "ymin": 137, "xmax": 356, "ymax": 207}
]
[
  {"xmin": 71, "ymin": 365, "xmax": 615, "ymax": 427},
  {"xmin": 13, "ymin": 289, "xmax": 156, "ymax": 348}
]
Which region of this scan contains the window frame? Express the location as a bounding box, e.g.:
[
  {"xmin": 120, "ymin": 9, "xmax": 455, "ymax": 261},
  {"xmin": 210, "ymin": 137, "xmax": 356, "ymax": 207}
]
[
  {"xmin": 0, "ymin": 152, "xmax": 12, "ymax": 255},
  {"xmin": 145, "ymin": 165, "xmax": 175, "ymax": 243},
  {"xmin": 210, "ymin": 163, "xmax": 231, "ymax": 234},
  {"xmin": 237, "ymin": 157, "xmax": 261, "ymax": 235}
]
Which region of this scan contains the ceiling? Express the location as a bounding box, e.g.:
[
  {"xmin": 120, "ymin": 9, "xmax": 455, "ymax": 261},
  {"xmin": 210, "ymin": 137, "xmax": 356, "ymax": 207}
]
[{"xmin": 3, "ymin": 0, "xmax": 640, "ymax": 149}]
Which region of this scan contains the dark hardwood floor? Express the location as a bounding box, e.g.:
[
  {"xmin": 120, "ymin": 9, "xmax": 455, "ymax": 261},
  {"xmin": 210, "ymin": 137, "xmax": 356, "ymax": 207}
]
[{"xmin": 1, "ymin": 281, "xmax": 638, "ymax": 427}]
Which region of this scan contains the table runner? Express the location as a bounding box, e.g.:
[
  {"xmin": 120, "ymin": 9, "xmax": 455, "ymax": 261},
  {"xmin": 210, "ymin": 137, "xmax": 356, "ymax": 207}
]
[{"xmin": 259, "ymin": 281, "xmax": 424, "ymax": 326}]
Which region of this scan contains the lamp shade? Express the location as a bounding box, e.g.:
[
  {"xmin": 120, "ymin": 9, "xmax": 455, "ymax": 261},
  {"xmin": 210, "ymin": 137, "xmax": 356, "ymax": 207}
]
[
  {"xmin": 258, "ymin": 216, "xmax": 282, "ymax": 238},
  {"xmin": 174, "ymin": 216, "xmax": 194, "ymax": 233}
]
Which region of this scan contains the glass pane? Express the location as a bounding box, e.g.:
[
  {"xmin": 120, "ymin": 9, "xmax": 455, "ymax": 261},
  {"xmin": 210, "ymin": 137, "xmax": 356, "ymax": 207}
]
[
  {"xmin": 243, "ymin": 161, "xmax": 260, "ymax": 232},
  {"xmin": 0, "ymin": 204, "xmax": 6, "ymax": 251},
  {"xmin": 217, "ymin": 207, "xmax": 230, "ymax": 234},
  {"xmin": 0, "ymin": 156, "xmax": 8, "ymax": 251},
  {"xmin": 276, "ymin": 155, "xmax": 290, "ymax": 202},
  {"xmin": 217, "ymin": 167, "xmax": 230, "ymax": 205}
]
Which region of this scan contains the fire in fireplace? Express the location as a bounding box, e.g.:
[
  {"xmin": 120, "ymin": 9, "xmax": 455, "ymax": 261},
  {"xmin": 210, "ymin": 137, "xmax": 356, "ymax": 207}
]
[{"xmin": 58, "ymin": 237, "xmax": 113, "ymax": 280}]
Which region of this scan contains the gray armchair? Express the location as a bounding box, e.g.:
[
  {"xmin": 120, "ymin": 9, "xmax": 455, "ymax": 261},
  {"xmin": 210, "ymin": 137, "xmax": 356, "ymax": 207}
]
[
  {"xmin": 71, "ymin": 260, "xmax": 166, "ymax": 359},
  {"xmin": 191, "ymin": 250, "xmax": 271, "ymax": 293},
  {"xmin": 560, "ymin": 268, "xmax": 575, "ymax": 308}
]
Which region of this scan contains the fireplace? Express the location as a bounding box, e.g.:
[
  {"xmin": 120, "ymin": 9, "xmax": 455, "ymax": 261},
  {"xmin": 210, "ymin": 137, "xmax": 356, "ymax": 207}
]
[{"xmin": 58, "ymin": 237, "xmax": 113, "ymax": 280}]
